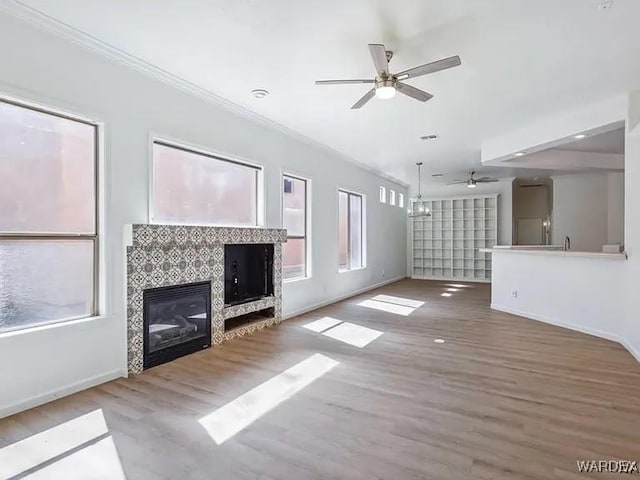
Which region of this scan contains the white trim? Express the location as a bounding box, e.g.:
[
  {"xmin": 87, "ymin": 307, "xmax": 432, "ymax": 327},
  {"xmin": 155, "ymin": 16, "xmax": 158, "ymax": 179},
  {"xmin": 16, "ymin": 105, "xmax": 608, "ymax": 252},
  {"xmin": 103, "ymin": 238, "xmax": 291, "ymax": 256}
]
[
  {"xmin": 337, "ymin": 187, "xmax": 367, "ymax": 271},
  {"xmin": 148, "ymin": 136, "xmax": 265, "ymax": 227},
  {"xmin": 490, "ymin": 303, "xmax": 640, "ymax": 364},
  {"xmin": 0, "ymin": 369, "xmax": 125, "ymax": 419},
  {"xmin": 283, "ymin": 276, "xmax": 406, "ymax": 320},
  {"xmin": 281, "ymin": 171, "xmax": 312, "ymax": 281},
  {"xmin": 0, "ymin": 0, "xmax": 408, "ymax": 189},
  {"xmin": 411, "ymin": 275, "xmax": 491, "ymax": 284}
]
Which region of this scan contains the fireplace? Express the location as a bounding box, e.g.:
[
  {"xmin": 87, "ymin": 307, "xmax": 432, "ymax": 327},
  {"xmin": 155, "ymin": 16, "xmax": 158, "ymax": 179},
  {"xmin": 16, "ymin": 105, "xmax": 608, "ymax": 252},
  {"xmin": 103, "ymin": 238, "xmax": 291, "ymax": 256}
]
[
  {"xmin": 224, "ymin": 244, "xmax": 274, "ymax": 306},
  {"xmin": 143, "ymin": 281, "xmax": 211, "ymax": 369}
]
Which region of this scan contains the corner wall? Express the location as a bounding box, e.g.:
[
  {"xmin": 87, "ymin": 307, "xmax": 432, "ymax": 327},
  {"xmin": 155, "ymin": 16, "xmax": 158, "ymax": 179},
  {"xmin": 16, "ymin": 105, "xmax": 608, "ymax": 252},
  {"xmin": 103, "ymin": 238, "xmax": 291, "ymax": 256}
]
[
  {"xmin": 0, "ymin": 13, "xmax": 408, "ymax": 417},
  {"xmin": 623, "ymin": 90, "xmax": 640, "ymax": 361}
]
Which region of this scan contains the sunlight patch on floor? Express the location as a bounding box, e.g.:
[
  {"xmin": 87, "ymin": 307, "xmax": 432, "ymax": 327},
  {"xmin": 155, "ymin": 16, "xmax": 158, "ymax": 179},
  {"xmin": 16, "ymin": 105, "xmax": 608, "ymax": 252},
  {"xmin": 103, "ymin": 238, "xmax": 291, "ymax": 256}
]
[
  {"xmin": 357, "ymin": 299, "xmax": 415, "ymax": 316},
  {"xmin": 0, "ymin": 409, "xmax": 125, "ymax": 479},
  {"xmin": 302, "ymin": 316, "xmax": 342, "ymax": 333},
  {"xmin": 199, "ymin": 353, "xmax": 339, "ymax": 445},
  {"xmin": 441, "ymin": 292, "xmax": 452, "ymax": 297},
  {"xmin": 371, "ymin": 294, "xmax": 425, "ymax": 309},
  {"xmin": 321, "ymin": 321, "xmax": 383, "ymax": 348},
  {"xmin": 23, "ymin": 436, "xmax": 126, "ymax": 480}
]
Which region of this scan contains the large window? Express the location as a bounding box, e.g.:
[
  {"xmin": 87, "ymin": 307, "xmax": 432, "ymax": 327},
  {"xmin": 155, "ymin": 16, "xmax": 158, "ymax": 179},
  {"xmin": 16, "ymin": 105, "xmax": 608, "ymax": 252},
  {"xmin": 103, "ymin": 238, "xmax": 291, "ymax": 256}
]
[
  {"xmin": 282, "ymin": 174, "xmax": 309, "ymax": 281},
  {"xmin": 338, "ymin": 190, "xmax": 364, "ymax": 271},
  {"xmin": 152, "ymin": 141, "xmax": 261, "ymax": 226},
  {"xmin": 0, "ymin": 99, "xmax": 98, "ymax": 332}
]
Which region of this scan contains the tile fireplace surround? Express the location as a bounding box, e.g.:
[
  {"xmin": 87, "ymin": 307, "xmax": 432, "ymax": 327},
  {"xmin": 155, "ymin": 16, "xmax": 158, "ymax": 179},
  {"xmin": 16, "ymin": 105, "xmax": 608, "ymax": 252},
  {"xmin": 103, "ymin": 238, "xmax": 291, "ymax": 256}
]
[{"xmin": 125, "ymin": 224, "xmax": 286, "ymax": 375}]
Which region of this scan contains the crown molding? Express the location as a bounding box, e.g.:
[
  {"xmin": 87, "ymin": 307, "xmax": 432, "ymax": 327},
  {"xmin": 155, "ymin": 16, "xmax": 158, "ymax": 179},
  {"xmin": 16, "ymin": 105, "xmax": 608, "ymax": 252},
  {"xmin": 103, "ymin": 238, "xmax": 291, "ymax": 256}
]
[{"xmin": 0, "ymin": 1, "xmax": 408, "ymax": 188}]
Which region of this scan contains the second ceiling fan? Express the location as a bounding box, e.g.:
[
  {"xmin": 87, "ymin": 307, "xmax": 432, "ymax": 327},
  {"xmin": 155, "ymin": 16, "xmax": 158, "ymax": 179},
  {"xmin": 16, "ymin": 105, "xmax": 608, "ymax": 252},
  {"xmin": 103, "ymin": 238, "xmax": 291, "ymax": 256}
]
[{"xmin": 315, "ymin": 44, "xmax": 461, "ymax": 109}]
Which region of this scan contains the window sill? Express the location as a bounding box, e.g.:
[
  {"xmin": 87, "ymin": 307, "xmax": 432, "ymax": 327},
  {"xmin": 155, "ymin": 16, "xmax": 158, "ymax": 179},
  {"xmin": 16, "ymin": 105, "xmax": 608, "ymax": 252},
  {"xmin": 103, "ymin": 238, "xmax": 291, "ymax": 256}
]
[
  {"xmin": 283, "ymin": 276, "xmax": 311, "ymax": 285},
  {"xmin": 0, "ymin": 315, "xmax": 109, "ymax": 339},
  {"xmin": 338, "ymin": 266, "xmax": 367, "ymax": 274}
]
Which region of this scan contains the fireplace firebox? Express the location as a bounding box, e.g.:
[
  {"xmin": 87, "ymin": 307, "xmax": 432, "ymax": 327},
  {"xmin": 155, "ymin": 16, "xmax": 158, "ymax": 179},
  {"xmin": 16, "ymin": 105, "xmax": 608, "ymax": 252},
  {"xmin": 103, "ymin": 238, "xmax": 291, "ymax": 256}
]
[
  {"xmin": 143, "ymin": 281, "xmax": 211, "ymax": 369},
  {"xmin": 224, "ymin": 244, "xmax": 274, "ymax": 306}
]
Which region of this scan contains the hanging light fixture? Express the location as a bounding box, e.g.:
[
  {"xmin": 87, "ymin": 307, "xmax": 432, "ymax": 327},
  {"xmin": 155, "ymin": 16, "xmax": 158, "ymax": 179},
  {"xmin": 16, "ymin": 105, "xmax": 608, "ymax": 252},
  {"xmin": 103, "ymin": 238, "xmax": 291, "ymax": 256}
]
[{"xmin": 408, "ymin": 162, "xmax": 431, "ymax": 218}]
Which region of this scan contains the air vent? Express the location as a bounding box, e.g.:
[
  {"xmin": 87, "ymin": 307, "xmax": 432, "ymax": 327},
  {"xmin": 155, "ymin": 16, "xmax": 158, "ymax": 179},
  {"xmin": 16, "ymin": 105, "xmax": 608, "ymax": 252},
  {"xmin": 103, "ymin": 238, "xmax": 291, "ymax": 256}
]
[
  {"xmin": 420, "ymin": 134, "xmax": 439, "ymax": 141},
  {"xmin": 432, "ymin": 173, "xmax": 444, "ymax": 178}
]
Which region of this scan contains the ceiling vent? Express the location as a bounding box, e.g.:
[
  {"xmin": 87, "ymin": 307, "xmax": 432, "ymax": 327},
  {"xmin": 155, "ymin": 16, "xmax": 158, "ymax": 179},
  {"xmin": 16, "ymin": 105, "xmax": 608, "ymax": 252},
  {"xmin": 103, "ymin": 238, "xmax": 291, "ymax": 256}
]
[{"xmin": 421, "ymin": 134, "xmax": 439, "ymax": 141}]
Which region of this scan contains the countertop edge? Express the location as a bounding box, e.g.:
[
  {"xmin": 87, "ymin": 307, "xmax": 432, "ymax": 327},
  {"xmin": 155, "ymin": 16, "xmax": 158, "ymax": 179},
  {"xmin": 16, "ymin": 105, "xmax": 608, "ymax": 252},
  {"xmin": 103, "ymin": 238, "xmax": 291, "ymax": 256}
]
[{"xmin": 480, "ymin": 248, "xmax": 627, "ymax": 259}]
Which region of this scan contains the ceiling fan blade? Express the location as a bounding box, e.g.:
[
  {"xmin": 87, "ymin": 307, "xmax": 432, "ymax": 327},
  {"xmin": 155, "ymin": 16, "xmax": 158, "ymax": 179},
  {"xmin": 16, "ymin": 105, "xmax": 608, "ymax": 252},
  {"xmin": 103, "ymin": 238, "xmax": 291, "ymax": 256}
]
[
  {"xmin": 368, "ymin": 44, "xmax": 389, "ymax": 77},
  {"xmin": 477, "ymin": 179, "xmax": 499, "ymax": 183},
  {"xmin": 315, "ymin": 79, "xmax": 375, "ymax": 85},
  {"xmin": 447, "ymin": 180, "xmax": 468, "ymax": 185},
  {"xmin": 396, "ymin": 82, "xmax": 433, "ymax": 102},
  {"xmin": 351, "ymin": 89, "xmax": 376, "ymax": 109},
  {"xmin": 396, "ymin": 55, "xmax": 462, "ymax": 80}
]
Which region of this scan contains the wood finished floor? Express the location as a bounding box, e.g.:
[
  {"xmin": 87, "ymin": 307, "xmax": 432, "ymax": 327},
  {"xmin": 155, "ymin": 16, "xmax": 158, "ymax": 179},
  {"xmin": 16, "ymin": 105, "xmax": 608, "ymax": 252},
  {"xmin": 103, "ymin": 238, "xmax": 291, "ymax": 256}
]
[{"xmin": 2, "ymin": 279, "xmax": 640, "ymax": 480}]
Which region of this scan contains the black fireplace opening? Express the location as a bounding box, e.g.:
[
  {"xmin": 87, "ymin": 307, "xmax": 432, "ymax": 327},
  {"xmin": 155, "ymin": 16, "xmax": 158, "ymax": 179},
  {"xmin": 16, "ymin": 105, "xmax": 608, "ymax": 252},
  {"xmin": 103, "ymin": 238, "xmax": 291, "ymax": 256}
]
[
  {"xmin": 143, "ymin": 281, "xmax": 211, "ymax": 370},
  {"xmin": 224, "ymin": 244, "xmax": 274, "ymax": 306}
]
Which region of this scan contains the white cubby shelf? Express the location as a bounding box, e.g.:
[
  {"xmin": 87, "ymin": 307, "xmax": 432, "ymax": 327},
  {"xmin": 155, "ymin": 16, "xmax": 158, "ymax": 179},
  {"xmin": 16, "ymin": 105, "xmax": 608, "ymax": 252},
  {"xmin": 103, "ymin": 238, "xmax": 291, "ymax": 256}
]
[{"xmin": 411, "ymin": 194, "xmax": 498, "ymax": 283}]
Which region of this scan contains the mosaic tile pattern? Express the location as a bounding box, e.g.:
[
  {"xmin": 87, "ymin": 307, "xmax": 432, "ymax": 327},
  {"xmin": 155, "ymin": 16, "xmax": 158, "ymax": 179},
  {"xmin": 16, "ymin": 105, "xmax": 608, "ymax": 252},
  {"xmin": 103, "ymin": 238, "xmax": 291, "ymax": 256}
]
[
  {"xmin": 126, "ymin": 224, "xmax": 286, "ymax": 375},
  {"xmin": 223, "ymin": 296, "xmax": 277, "ymax": 320}
]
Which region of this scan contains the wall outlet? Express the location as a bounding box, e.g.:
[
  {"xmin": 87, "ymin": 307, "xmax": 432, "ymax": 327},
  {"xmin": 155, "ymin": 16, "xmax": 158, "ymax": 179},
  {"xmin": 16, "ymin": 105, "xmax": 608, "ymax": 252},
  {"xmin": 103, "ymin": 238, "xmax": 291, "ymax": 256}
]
[{"xmin": 511, "ymin": 290, "xmax": 518, "ymax": 298}]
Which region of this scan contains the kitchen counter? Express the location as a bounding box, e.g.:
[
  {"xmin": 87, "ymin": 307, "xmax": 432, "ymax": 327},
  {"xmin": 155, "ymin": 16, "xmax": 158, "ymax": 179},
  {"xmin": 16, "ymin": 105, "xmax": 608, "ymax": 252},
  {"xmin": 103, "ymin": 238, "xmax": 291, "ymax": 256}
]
[{"xmin": 480, "ymin": 246, "xmax": 627, "ymax": 260}]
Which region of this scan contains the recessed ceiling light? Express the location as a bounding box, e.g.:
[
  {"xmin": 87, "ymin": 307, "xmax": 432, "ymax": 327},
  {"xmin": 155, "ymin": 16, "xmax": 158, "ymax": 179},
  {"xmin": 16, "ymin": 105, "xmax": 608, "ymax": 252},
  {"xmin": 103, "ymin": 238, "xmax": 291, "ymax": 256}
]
[
  {"xmin": 421, "ymin": 134, "xmax": 439, "ymax": 141},
  {"xmin": 251, "ymin": 89, "xmax": 269, "ymax": 99},
  {"xmin": 434, "ymin": 338, "xmax": 446, "ymax": 344},
  {"xmin": 515, "ymin": 152, "xmax": 525, "ymax": 157},
  {"xmin": 432, "ymin": 173, "xmax": 444, "ymax": 177},
  {"xmin": 574, "ymin": 134, "xmax": 587, "ymax": 139}
]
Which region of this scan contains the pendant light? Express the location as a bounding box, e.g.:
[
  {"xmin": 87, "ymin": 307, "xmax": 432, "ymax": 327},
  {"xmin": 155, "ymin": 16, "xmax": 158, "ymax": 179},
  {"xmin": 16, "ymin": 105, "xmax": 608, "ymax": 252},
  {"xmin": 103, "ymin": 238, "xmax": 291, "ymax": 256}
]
[{"xmin": 408, "ymin": 162, "xmax": 431, "ymax": 218}]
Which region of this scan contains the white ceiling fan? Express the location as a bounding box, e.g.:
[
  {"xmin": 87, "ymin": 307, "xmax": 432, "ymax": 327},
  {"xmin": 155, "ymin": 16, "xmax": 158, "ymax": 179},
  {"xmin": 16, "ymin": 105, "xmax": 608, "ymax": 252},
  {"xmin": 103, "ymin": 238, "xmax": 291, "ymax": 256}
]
[
  {"xmin": 315, "ymin": 44, "xmax": 461, "ymax": 109},
  {"xmin": 448, "ymin": 171, "xmax": 499, "ymax": 189}
]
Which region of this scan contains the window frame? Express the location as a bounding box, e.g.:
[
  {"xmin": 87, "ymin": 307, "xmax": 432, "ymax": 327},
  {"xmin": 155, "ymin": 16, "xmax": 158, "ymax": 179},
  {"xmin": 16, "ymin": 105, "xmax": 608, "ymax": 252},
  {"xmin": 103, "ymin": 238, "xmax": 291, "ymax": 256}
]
[
  {"xmin": 281, "ymin": 172, "xmax": 311, "ymax": 282},
  {"xmin": 149, "ymin": 137, "xmax": 264, "ymax": 227},
  {"xmin": 0, "ymin": 97, "xmax": 101, "ymax": 333},
  {"xmin": 338, "ymin": 188, "xmax": 366, "ymax": 272},
  {"xmin": 379, "ymin": 186, "xmax": 386, "ymax": 203}
]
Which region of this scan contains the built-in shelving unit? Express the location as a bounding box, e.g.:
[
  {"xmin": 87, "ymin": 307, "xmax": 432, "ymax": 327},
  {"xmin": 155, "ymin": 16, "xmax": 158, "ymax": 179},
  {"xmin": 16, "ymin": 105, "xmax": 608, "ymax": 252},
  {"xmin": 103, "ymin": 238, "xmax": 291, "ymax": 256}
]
[{"xmin": 411, "ymin": 195, "xmax": 498, "ymax": 282}]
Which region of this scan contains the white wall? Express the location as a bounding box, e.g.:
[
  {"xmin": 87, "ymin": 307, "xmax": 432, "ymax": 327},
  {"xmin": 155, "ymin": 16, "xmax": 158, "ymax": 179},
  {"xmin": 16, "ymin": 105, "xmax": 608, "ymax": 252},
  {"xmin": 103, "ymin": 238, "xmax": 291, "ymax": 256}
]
[
  {"xmin": 623, "ymin": 90, "xmax": 640, "ymax": 363},
  {"xmin": 551, "ymin": 173, "xmax": 608, "ymax": 251},
  {"xmin": 491, "ymin": 251, "xmax": 626, "ymax": 341},
  {"xmin": 0, "ymin": 13, "xmax": 408, "ymax": 417},
  {"xmin": 551, "ymin": 172, "xmax": 624, "ymax": 251}
]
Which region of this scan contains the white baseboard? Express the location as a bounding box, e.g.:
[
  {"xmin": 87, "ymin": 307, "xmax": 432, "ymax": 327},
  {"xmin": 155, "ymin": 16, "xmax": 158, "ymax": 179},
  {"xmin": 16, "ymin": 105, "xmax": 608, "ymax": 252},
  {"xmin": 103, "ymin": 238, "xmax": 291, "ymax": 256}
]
[
  {"xmin": 283, "ymin": 275, "xmax": 406, "ymax": 320},
  {"xmin": 0, "ymin": 369, "xmax": 126, "ymax": 419},
  {"xmin": 490, "ymin": 303, "xmax": 640, "ymax": 363},
  {"xmin": 620, "ymin": 338, "xmax": 640, "ymax": 364}
]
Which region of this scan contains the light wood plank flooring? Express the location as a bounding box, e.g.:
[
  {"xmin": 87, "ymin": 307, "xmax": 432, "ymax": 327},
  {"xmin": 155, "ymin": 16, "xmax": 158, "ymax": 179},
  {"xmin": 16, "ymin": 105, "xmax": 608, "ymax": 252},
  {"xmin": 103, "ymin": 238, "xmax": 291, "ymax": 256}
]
[{"xmin": 2, "ymin": 279, "xmax": 640, "ymax": 479}]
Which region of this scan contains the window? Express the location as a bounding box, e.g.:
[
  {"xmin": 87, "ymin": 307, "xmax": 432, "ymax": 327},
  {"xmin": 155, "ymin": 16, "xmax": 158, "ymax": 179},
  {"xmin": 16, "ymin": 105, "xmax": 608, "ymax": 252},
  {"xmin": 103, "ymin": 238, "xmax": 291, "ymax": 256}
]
[
  {"xmin": 399, "ymin": 193, "xmax": 405, "ymax": 208},
  {"xmin": 152, "ymin": 141, "xmax": 261, "ymax": 226},
  {"xmin": 282, "ymin": 174, "xmax": 309, "ymax": 281},
  {"xmin": 338, "ymin": 190, "xmax": 364, "ymax": 271},
  {"xmin": 390, "ymin": 190, "xmax": 396, "ymax": 206},
  {"xmin": 0, "ymin": 99, "xmax": 98, "ymax": 332},
  {"xmin": 379, "ymin": 186, "xmax": 386, "ymax": 203}
]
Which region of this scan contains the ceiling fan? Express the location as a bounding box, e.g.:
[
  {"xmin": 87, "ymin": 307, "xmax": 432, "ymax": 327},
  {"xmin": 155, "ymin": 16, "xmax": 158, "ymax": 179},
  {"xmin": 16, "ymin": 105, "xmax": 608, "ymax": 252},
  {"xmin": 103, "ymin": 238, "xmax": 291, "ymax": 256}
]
[
  {"xmin": 315, "ymin": 44, "xmax": 461, "ymax": 109},
  {"xmin": 448, "ymin": 171, "xmax": 499, "ymax": 189}
]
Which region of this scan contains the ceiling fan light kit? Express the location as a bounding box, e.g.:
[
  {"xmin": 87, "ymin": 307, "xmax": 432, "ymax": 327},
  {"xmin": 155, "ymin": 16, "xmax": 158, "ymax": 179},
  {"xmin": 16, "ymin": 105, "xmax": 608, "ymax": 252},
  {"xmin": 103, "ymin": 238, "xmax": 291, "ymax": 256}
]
[
  {"xmin": 448, "ymin": 171, "xmax": 499, "ymax": 188},
  {"xmin": 315, "ymin": 44, "xmax": 461, "ymax": 109}
]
